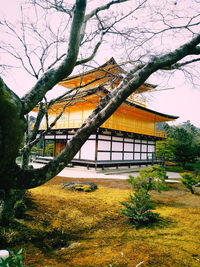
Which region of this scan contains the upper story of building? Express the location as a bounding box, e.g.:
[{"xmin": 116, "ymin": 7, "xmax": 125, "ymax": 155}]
[{"xmin": 32, "ymin": 58, "xmax": 178, "ymax": 137}]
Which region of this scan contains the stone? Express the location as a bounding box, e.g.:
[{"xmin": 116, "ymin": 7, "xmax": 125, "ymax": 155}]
[
  {"xmin": 68, "ymin": 242, "xmax": 81, "ymax": 249},
  {"xmin": 192, "ymin": 184, "xmax": 200, "ymax": 194},
  {"xmin": 62, "ymin": 182, "xmax": 98, "ymax": 192}
]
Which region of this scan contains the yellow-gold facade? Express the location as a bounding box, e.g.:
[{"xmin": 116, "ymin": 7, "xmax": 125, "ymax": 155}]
[{"xmin": 35, "ymin": 90, "xmax": 174, "ymax": 138}]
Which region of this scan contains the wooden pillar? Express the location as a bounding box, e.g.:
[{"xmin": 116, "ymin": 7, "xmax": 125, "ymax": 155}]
[
  {"xmin": 53, "ymin": 135, "xmax": 56, "ymax": 157},
  {"xmin": 95, "ymin": 133, "xmax": 98, "ymax": 161},
  {"xmin": 42, "ymin": 137, "xmax": 45, "ymax": 157}
]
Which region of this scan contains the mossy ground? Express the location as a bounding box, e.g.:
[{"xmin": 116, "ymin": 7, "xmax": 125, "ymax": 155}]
[{"xmin": 1, "ymin": 177, "xmax": 200, "ymax": 266}]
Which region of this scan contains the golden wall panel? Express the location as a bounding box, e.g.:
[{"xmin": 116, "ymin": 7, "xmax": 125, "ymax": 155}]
[{"xmin": 37, "ymin": 97, "xmax": 167, "ymax": 137}]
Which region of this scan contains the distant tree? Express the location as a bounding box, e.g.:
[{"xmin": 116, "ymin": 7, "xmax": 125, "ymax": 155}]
[
  {"xmin": 156, "ymin": 139, "xmax": 174, "ymax": 162},
  {"xmin": 156, "ymin": 122, "xmax": 200, "ymax": 167},
  {"xmin": 193, "ymin": 161, "xmax": 200, "ymax": 177},
  {"xmin": 45, "ymin": 143, "xmax": 54, "ymax": 156},
  {"xmin": 181, "ymin": 120, "xmax": 199, "ymax": 135},
  {"xmin": 168, "ymin": 127, "xmax": 199, "ymax": 168}
]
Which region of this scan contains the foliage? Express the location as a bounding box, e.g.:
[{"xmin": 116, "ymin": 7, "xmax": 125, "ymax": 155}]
[
  {"xmin": 180, "ymin": 172, "xmax": 199, "ymax": 194},
  {"xmin": 165, "ymin": 165, "xmax": 184, "ymax": 173},
  {"xmin": 121, "ymin": 165, "xmax": 167, "ymax": 226},
  {"xmin": 128, "ymin": 165, "xmax": 168, "ymax": 193},
  {"xmin": 121, "ymin": 189, "xmax": 159, "ymax": 226},
  {"xmin": 193, "ymin": 160, "xmax": 200, "ymax": 177},
  {"xmin": 156, "ymin": 139, "xmax": 174, "ymax": 161},
  {"xmin": 156, "ymin": 122, "xmax": 200, "ymax": 167},
  {"xmin": 31, "ymin": 146, "xmax": 43, "ymax": 155},
  {"xmin": 183, "ymin": 161, "xmax": 200, "ymax": 173},
  {"xmin": 181, "ymin": 120, "xmax": 200, "ymax": 135},
  {"xmin": 44, "ymin": 143, "xmax": 54, "ymax": 156},
  {"xmin": 14, "ymin": 191, "xmax": 28, "ymax": 219},
  {"xmin": 31, "ymin": 140, "xmax": 54, "ymax": 157},
  {"xmin": 167, "ymin": 124, "xmax": 200, "ymax": 167},
  {"xmin": 0, "ymin": 248, "xmax": 26, "ymax": 267}
]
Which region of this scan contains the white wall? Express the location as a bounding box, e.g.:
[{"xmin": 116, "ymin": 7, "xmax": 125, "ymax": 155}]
[
  {"xmin": 80, "ymin": 140, "xmax": 96, "ymax": 160},
  {"xmin": 97, "ymin": 152, "xmax": 110, "ymax": 160}
]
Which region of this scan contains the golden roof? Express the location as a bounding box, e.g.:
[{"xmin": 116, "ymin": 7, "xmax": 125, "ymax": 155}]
[{"xmin": 59, "ymin": 57, "xmax": 157, "ymax": 107}]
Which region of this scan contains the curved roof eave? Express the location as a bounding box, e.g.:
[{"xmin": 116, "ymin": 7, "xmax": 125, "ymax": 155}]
[
  {"xmin": 99, "ymin": 86, "xmax": 178, "ymax": 120},
  {"xmin": 124, "ymin": 100, "xmax": 179, "ymax": 120}
]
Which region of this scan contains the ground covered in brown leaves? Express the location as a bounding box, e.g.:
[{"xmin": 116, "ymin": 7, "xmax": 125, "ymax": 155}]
[{"xmin": 1, "ymin": 177, "xmax": 200, "ymax": 266}]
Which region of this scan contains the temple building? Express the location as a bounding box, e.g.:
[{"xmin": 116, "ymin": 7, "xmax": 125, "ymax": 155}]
[{"xmin": 33, "ymin": 58, "xmax": 178, "ymax": 168}]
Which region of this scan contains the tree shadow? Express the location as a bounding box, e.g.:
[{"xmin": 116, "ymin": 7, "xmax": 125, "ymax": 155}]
[
  {"xmin": 127, "ymin": 216, "xmax": 176, "ymax": 230},
  {"xmin": 1, "ymin": 221, "xmax": 77, "ymax": 252}
]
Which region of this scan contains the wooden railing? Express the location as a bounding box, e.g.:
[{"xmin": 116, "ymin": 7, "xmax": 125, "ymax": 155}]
[{"xmin": 38, "ymin": 119, "xmax": 167, "ymax": 138}]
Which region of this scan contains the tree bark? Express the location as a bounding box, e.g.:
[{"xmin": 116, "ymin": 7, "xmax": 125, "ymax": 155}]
[
  {"xmin": 0, "ymin": 78, "xmax": 27, "ymax": 179},
  {"xmin": 0, "ymin": 190, "xmax": 16, "ymax": 226},
  {"xmin": 21, "ymin": 0, "xmax": 87, "ymax": 115},
  {"xmin": 0, "ymin": 189, "xmax": 27, "ymax": 226}
]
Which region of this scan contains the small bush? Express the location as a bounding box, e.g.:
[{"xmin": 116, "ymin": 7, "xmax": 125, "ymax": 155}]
[
  {"xmin": 121, "ymin": 189, "xmax": 159, "ymax": 226},
  {"xmin": 14, "ymin": 200, "xmax": 27, "ymax": 219},
  {"xmin": 14, "ymin": 190, "xmax": 28, "ymax": 219},
  {"xmin": 121, "ymin": 165, "xmax": 166, "ymax": 226},
  {"xmin": 180, "ymin": 172, "xmax": 199, "ymax": 194},
  {"xmin": 128, "ymin": 165, "xmax": 168, "ymax": 193}
]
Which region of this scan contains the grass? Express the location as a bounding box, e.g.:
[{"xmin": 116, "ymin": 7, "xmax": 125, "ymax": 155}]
[{"xmin": 1, "ymin": 177, "xmax": 200, "ymax": 266}]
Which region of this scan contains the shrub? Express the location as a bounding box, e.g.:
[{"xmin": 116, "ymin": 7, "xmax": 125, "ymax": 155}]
[
  {"xmin": 14, "ymin": 200, "xmax": 27, "ymax": 219},
  {"xmin": 13, "ymin": 190, "xmax": 27, "ymax": 219},
  {"xmin": 121, "ymin": 189, "xmax": 159, "ymax": 226},
  {"xmin": 121, "ymin": 165, "xmax": 166, "ymax": 226},
  {"xmin": 182, "ymin": 160, "xmax": 200, "ymax": 175},
  {"xmin": 128, "ymin": 165, "xmax": 168, "ymax": 193},
  {"xmin": 180, "ymin": 172, "xmax": 199, "ymax": 194}
]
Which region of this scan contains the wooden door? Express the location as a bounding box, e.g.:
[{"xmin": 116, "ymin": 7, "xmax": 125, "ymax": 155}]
[{"xmin": 55, "ymin": 141, "xmax": 66, "ymax": 156}]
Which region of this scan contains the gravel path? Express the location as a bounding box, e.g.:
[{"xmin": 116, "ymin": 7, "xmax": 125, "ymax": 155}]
[{"xmin": 32, "ymin": 163, "xmax": 181, "ymax": 182}]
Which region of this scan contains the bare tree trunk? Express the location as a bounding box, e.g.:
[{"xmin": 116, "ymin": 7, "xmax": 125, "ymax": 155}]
[
  {"xmin": 21, "ymin": 150, "xmax": 30, "ymax": 169},
  {"xmin": 0, "ymin": 190, "xmax": 16, "ymax": 226},
  {"xmin": 0, "ymin": 189, "xmax": 27, "ymax": 226},
  {"xmin": 21, "ymin": 115, "xmax": 30, "ymax": 169}
]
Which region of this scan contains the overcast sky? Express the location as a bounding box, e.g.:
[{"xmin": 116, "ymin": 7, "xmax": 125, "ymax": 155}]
[{"xmin": 1, "ymin": 0, "xmax": 200, "ymax": 127}]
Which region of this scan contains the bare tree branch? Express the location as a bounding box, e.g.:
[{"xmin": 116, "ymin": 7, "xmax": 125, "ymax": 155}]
[
  {"xmin": 76, "ymin": 32, "xmax": 104, "ymax": 65},
  {"xmin": 21, "ymin": 0, "xmax": 87, "ymax": 115},
  {"xmin": 31, "ymin": 0, "xmax": 74, "ymax": 17},
  {"xmin": 30, "ymin": 102, "xmax": 45, "ymax": 142},
  {"xmin": 84, "ymin": 0, "xmax": 130, "ymax": 22},
  {"xmin": 162, "ymin": 57, "xmax": 200, "ymax": 70}
]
